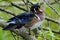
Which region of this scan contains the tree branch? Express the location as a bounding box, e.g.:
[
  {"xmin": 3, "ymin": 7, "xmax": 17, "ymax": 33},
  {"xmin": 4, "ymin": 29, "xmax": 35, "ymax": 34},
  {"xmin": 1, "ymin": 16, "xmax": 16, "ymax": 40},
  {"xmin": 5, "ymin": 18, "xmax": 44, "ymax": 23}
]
[
  {"xmin": 0, "ymin": 7, "xmax": 16, "ymax": 16},
  {"xmin": 50, "ymin": 0, "xmax": 60, "ymax": 5},
  {"xmin": 38, "ymin": 27, "xmax": 60, "ymax": 34},
  {"xmin": 0, "ymin": 2, "xmax": 36, "ymax": 7},
  {"xmin": 0, "ymin": 7, "xmax": 60, "ymax": 40},
  {"xmin": 0, "ymin": 7, "xmax": 59, "ymax": 24},
  {"xmin": 11, "ymin": 2, "xmax": 28, "ymax": 12},
  {"xmin": 0, "ymin": 18, "xmax": 60, "ymax": 36},
  {"xmin": 0, "ymin": 19, "xmax": 37, "ymax": 40},
  {"xmin": 43, "ymin": 0, "xmax": 60, "ymax": 17},
  {"xmin": 0, "ymin": 0, "xmax": 60, "ymax": 7},
  {"xmin": 45, "ymin": 16, "xmax": 59, "ymax": 24},
  {"xmin": 0, "ymin": 1, "xmax": 25, "ymax": 7},
  {"xmin": 0, "ymin": 0, "xmax": 60, "ymax": 40}
]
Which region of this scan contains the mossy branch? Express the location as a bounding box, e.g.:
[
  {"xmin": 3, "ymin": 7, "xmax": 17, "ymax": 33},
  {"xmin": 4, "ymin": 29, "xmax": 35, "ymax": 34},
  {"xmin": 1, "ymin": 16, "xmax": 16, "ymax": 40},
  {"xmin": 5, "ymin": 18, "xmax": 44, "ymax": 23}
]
[{"xmin": 0, "ymin": 19, "xmax": 37, "ymax": 40}]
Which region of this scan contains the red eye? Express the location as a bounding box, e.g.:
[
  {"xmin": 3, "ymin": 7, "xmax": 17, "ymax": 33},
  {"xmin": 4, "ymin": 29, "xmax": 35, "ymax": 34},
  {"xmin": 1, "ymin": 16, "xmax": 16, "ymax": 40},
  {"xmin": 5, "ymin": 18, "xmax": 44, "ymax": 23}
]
[
  {"xmin": 35, "ymin": 7, "xmax": 38, "ymax": 10},
  {"xmin": 35, "ymin": 7, "xmax": 40, "ymax": 11}
]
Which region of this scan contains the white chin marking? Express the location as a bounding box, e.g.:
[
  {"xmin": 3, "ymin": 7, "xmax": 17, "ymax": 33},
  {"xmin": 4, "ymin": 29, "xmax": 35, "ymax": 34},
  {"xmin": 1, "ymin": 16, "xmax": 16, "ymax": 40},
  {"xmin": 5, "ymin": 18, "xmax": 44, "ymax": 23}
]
[{"xmin": 35, "ymin": 14, "xmax": 41, "ymax": 21}]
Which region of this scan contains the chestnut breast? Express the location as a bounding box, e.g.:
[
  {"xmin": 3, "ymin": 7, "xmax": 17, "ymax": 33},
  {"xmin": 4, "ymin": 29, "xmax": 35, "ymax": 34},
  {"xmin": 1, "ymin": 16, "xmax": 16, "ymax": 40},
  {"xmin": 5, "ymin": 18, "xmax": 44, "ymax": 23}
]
[{"xmin": 24, "ymin": 16, "xmax": 40, "ymax": 28}]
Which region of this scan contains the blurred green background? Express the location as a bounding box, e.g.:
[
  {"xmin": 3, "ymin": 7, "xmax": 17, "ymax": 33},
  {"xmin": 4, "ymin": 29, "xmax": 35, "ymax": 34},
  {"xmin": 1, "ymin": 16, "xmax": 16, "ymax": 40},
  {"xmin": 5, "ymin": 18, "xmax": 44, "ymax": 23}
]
[{"xmin": 0, "ymin": 0, "xmax": 60, "ymax": 40}]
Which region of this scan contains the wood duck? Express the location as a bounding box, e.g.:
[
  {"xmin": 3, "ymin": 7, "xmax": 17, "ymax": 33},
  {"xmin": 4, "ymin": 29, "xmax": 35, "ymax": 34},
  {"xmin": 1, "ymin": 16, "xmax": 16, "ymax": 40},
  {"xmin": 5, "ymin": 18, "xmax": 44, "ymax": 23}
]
[{"xmin": 3, "ymin": 4, "xmax": 44, "ymax": 31}]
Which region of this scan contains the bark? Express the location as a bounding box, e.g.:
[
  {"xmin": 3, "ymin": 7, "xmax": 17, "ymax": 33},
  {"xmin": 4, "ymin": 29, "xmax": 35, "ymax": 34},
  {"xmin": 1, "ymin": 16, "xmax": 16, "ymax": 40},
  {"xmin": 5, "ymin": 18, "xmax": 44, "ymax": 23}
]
[{"xmin": 0, "ymin": 19, "xmax": 37, "ymax": 40}]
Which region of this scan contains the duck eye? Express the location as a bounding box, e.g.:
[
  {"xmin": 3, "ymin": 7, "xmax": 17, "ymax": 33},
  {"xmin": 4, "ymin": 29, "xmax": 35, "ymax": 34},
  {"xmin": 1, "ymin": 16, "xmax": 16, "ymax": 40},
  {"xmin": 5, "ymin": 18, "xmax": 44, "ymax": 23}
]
[{"xmin": 35, "ymin": 7, "xmax": 38, "ymax": 10}]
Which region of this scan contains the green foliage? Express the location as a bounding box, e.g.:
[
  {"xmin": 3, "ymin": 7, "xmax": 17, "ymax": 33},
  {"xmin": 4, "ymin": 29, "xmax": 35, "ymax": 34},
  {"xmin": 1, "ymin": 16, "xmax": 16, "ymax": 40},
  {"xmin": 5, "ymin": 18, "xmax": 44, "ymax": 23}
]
[{"xmin": 0, "ymin": 0, "xmax": 60, "ymax": 40}]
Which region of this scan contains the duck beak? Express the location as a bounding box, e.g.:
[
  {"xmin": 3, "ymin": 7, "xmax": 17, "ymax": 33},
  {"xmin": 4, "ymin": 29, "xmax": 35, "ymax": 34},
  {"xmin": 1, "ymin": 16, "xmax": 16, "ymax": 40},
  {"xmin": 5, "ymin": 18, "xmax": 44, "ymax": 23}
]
[
  {"xmin": 37, "ymin": 7, "xmax": 43, "ymax": 13},
  {"xmin": 36, "ymin": 8, "xmax": 44, "ymax": 21}
]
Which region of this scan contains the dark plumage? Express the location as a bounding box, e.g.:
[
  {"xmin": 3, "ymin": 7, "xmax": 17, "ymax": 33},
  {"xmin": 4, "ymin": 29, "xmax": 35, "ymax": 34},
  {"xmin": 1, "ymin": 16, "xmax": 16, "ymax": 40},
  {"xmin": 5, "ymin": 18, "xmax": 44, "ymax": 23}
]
[
  {"xmin": 30, "ymin": 4, "xmax": 40, "ymax": 12},
  {"xmin": 3, "ymin": 13, "xmax": 35, "ymax": 30},
  {"xmin": 3, "ymin": 4, "xmax": 44, "ymax": 30}
]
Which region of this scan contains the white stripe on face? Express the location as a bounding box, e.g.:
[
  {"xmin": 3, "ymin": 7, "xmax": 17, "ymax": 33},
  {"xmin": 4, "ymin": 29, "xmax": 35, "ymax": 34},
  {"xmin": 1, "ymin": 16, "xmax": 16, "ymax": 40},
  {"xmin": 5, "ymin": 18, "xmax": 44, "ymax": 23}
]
[
  {"xmin": 35, "ymin": 14, "xmax": 41, "ymax": 21},
  {"xmin": 36, "ymin": 9, "xmax": 44, "ymax": 21}
]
